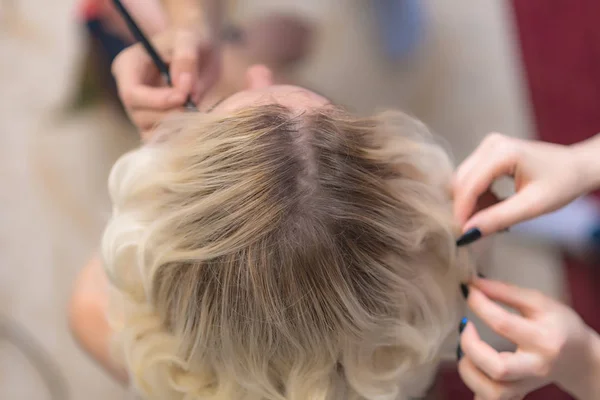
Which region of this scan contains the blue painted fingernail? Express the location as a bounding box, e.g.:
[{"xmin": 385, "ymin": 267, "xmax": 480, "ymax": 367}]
[
  {"xmin": 456, "ymin": 228, "xmax": 482, "ymax": 247},
  {"xmin": 459, "ymin": 317, "xmax": 468, "ymax": 334},
  {"xmin": 456, "ymin": 344, "xmax": 463, "ymax": 361}
]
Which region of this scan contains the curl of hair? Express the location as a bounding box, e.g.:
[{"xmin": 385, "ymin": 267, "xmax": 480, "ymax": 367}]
[{"xmin": 102, "ymin": 105, "xmax": 472, "ymax": 400}]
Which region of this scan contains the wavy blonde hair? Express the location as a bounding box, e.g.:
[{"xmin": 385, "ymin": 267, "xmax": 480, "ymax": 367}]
[{"xmin": 102, "ymin": 105, "xmax": 472, "ymax": 400}]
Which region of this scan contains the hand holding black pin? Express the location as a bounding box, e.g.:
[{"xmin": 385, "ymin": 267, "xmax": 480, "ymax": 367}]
[{"xmin": 112, "ymin": 0, "xmax": 198, "ymax": 111}]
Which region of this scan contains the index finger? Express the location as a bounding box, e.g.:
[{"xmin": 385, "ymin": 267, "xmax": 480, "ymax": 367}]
[
  {"xmin": 120, "ymin": 85, "xmax": 186, "ymax": 111},
  {"xmin": 468, "ymin": 286, "xmax": 540, "ymax": 347},
  {"xmin": 170, "ymin": 29, "xmax": 202, "ymax": 91},
  {"xmin": 464, "ymin": 184, "xmax": 547, "ymax": 235},
  {"xmin": 472, "ymin": 278, "xmax": 547, "ymax": 317},
  {"xmin": 453, "ymin": 135, "xmax": 519, "ymax": 231},
  {"xmin": 461, "ymin": 321, "xmax": 542, "ymax": 382}
]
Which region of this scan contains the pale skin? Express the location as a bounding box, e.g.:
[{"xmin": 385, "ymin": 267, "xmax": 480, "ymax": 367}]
[
  {"xmin": 459, "ymin": 278, "xmax": 600, "ymax": 399},
  {"xmin": 110, "ymin": 11, "xmax": 314, "ymax": 137},
  {"xmin": 453, "ymin": 132, "xmax": 600, "ymax": 236},
  {"xmin": 112, "ymin": 0, "xmax": 315, "ymax": 135},
  {"xmin": 68, "ymin": 255, "xmax": 127, "ymax": 383},
  {"xmin": 113, "ymin": 0, "xmax": 223, "ymax": 112},
  {"xmin": 159, "ymin": 0, "xmax": 223, "ymax": 103},
  {"xmin": 111, "ymin": 0, "xmax": 222, "ymax": 135},
  {"xmin": 453, "ymin": 133, "xmax": 600, "ymax": 399}
]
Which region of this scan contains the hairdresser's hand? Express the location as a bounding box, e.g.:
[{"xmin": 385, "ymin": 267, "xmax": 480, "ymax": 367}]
[
  {"xmin": 169, "ymin": 24, "xmax": 220, "ymax": 104},
  {"xmin": 458, "ymin": 278, "xmax": 600, "ymax": 399},
  {"xmin": 453, "ymin": 133, "xmax": 593, "ymax": 236},
  {"xmin": 112, "ymin": 28, "xmax": 220, "ymax": 136}
]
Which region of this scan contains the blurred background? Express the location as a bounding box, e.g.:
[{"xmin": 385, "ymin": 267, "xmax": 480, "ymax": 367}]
[{"xmin": 1, "ymin": 0, "xmax": 599, "ymax": 399}]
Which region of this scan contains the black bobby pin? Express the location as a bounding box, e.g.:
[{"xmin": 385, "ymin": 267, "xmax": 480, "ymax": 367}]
[{"xmin": 112, "ymin": 0, "xmax": 198, "ymax": 111}]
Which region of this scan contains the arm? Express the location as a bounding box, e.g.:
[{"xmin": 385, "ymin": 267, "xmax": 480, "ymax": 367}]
[
  {"xmin": 161, "ymin": 0, "xmax": 223, "ymax": 37},
  {"xmin": 560, "ymin": 329, "xmax": 600, "ymax": 399},
  {"xmin": 160, "ymin": 0, "xmax": 223, "ymax": 101},
  {"xmin": 68, "ymin": 255, "xmax": 128, "ymax": 383},
  {"xmin": 572, "ymin": 133, "xmax": 600, "ymax": 195},
  {"xmin": 118, "ymin": 0, "xmax": 168, "ymax": 36}
]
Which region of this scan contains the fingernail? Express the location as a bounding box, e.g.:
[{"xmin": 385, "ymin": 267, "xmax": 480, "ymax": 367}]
[
  {"xmin": 459, "ymin": 317, "xmax": 468, "ymax": 334},
  {"xmin": 456, "ymin": 227, "xmax": 482, "ymax": 247},
  {"xmin": 460, "ymin": 283, "xmax": 469, "ymax": 299},
  {"xmin": 456, "ymin": 344, "xmax": 464, "ymax": 361}
]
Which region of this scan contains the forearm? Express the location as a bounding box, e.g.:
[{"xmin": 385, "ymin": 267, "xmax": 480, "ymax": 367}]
[
  {"xmin": 560, "ymin": 328, "xmax": 600, "ymax": 399},
  {"xmin": 572, "ymin": 133, "xmax": 600, "ymax": 195},
  {"xmin": 119, "ymin": 0, "xmax": 168, "ymax": 35},
  {"xmin": 69, "ymin": 256, "xmax": 128, "ymax": 384},
  {"xmin": 161, "ymin": 0, "xmax": 223, "ymax": 37}
]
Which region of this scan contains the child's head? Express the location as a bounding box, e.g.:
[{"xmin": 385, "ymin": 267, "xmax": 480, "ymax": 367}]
[{"xmin": 102, "ymin": 79, "xmax": 471, "ymax": 400}]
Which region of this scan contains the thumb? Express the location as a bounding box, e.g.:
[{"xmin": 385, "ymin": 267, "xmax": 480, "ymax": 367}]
[
  {"xmin": 170, "ymin": 29, "xmax": 200, "ymax": 94},
  {"xmin": 465, "ymin": 184, "xmax": 546, "ymax": 235}
]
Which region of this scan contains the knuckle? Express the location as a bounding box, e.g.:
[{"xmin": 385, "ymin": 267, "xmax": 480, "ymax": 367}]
[
  {"xmin": 531, "ymin": 359, "xmax": 552, "ymax": 378},
  {"xmin": 488, "ymin": 364, "xmax": 509, "ymax": 381},
  {"xmin": 120, "ymin": 88, "xmax": 136, "ymax": 107},
  {"xmin": 497, "ymin": 140, "xmax": 519, "ymax": 160},
  {"xmin": 172, "ymin": 38, "xmax": 198, "ymax": 62},
  {"xmin": 484, "ymin": 132, "xmax": 507, "ymax": 147},
  {"xmin": 528, "ymin": 290, "xmax": 548, "ymax": 309},
  {"xmin": 489, "ymin": 315, "xmax": 513, "ymax": 338},
  {"xmin": 134, "ymin": 117, "xmax": 151, "ymax": 132},
  {"xmin": 174, "ymin": 52, "xmax": 197, "ymax": 65},
  {"xmin": 484, "ymin": 133, "xmax": 520, "ymax": 160},
  {"xmin": 542, "ymin": 335, "xmax": 566, "ymax": 359}
]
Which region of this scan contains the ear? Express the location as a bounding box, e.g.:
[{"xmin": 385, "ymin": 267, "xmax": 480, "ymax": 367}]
[{"xmin": 245, "ymin": 64, "xmax": 274, "ymax": 89}]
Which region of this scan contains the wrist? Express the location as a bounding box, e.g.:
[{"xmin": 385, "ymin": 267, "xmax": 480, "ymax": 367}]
[
  {"xmin": 571, "ymin": 133, "xmax": 600, "ymax": 195},
  {"xmin": 559, "ymin": 327, "xmax": 600, "ymax": 399},
  {"xmin": 166, "ymin": 0, "xmax": 222, "ymax": 41}
]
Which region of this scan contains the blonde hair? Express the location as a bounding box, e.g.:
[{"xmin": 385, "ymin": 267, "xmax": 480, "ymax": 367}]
[{"xmin": 102, "ymin": 105, "xmax": 472, "ymax": 400}]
